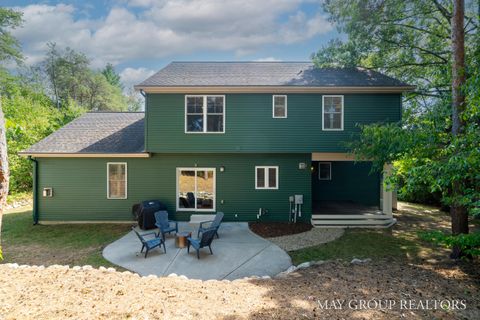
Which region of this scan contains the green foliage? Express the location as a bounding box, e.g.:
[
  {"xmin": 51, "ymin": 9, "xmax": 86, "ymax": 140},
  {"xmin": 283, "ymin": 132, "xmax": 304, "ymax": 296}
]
[
  {"xmin": 101, "ymin": 63, "xmax": 123, "ymax": 90},
  {"xmin": 319, "ymin": 0, "xmax": 480, "ymax": 213},
  {"xmin": 41, "ymin": 43, "xmax": 129, "ymax": 111},
  {"xmin": 419, "ymin": 230, "xmax": 480, "ymax": 258},
  {"xmin": 0, "ymin": 8, "xmax": 23, "ymax": 65},
  {"xmin": 2, "ymin": 80, "xmax": 85, "ymax": 193}
]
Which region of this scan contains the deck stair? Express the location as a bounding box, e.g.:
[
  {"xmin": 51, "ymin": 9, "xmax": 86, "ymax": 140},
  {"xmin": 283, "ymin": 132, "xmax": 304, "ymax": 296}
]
[{"xmin": 311, "ymin": 213, "xmax": 396, "ymax": 228}]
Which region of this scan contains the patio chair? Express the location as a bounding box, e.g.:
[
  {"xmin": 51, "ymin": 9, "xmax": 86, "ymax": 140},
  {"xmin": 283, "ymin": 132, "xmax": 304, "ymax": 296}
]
[
  {"xmin": 132, "ymin": 227, "xmax": 166, "ymax": 258},
  {"xmin": 197, "ymin": 211, "xmax": 224, "ymax": 239},
  {"xmin": 187, "ymin": 228, "xmax": 217, "ymax": 259},
  {"xmin": 154, "ymin": 211, "xmax": 178, "ymax": 240}
]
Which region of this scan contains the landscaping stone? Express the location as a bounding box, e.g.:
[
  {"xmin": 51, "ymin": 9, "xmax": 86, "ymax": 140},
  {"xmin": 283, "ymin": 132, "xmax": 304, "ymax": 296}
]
[{"xmin": 350, "ymin": 258, "xmax": 372, "ymax": 264}]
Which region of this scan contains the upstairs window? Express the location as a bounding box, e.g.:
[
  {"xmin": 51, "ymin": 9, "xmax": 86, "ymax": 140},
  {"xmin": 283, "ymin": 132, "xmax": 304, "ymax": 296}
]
[
  {"xmin": 255, "ymin": 166, "xmax": 279, "ymax": 189},
  {"xmin": 322, "ymin": 95, "xmax": 344, "ymax": 130},
  {"xmin": 273, "ymin": 95, "xmax": 287, "ymax": 118},
  {"xmin": 107, "ymin": 162, "xmax": 127, "ymax": 199},
  {"xmin": 185, "ymin": 95, "xmax": 225, "ymax": 133},
  {"xmin": 318, "ymin": 162, "xmax": 332, "ymax": 180}
]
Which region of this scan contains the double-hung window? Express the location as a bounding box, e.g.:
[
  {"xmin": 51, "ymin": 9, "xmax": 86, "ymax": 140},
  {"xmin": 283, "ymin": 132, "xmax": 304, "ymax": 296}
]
[
  {"xmin": 255, "ymin": 166, "xmax": 279, "ymax": 189},
  {"xmin": 322, "ymin": 95, "xmax": 344, "ymax": 130},
  {"xmin": 177, "ymin": 168, "xmax": 216, "ymax": 211},
  {"xmin": 107, "ymin": 162, "xmax": 127, "ymax": 199},
  {"xmin": 185, "ymin": 95, "xmax": 225, "ymax": 133},
  {"xmin": 273, "ymin": 95, "xmax": 287, "ymax": 118}
]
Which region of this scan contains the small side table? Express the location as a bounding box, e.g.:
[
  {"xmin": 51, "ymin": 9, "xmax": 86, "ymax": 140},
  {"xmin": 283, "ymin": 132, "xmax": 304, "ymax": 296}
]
[{"xmin": 175, "ymin": 232, "xmax": 192, "ymax": 248}]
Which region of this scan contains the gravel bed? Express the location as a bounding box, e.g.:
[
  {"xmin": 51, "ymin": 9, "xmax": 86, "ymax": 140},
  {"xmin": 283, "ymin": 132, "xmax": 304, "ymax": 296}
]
[{"xmin": 267, "ymin": 227, "xmax": 344, "ymax": 251}]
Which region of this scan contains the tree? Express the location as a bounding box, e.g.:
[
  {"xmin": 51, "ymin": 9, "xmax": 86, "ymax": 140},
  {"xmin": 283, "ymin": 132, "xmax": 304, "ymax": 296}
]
[
  {"xmin": 450, "ymin": 0, "xmax": 469, "ymax": 258},
  {"xmin": 0, "ymin": 7, "xmax": 23, "ymax": 259},
  {"xmin": 314, "ymin": 0, "xmax": 479, "ymax": 258},
  {"xmin": 40, "ymin": 45, "xmax": 128, "ymax": 111},
  {"xmin": 101, "ymin": 63, "xmax": 123, "ymax": 90}
]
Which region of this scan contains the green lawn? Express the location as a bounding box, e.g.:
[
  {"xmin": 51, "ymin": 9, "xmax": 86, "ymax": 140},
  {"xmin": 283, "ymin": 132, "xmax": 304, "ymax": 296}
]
[
  {"xmin": 288, "ymin": 202, "xmax": 469, "ymax": 265},
  {"xmin": 289, "ymin": 229, "xmax": 419, "ymax": 265},
  {"xmin": 1, "ymin": 207, "xmax": 130, "ymax": 268}
]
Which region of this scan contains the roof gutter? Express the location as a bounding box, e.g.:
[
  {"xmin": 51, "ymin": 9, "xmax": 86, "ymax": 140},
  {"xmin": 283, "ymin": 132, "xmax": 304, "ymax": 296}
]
[
  {"xmin": 134, "ymin": 85, "xmax": 416, "ymax": 94},
  {"xmin": 18, "ymin": 153, "xmax": 151, "ymax": 158},
  {"xmin": 28, "ymin": 157, "xmax": 39, "ymax": 225}
]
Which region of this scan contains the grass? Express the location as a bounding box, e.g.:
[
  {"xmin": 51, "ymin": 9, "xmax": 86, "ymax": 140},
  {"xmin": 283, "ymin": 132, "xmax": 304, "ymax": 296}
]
[
  {"xmin": 288, "ymin": 202, "xmax": 467, "ymax": 265},
  {"xmin": 1, "ymin": 207, "xmax": 130, "ymax": 268},
  {"xmin": 289, "ymin": 229, "xmax": 419, "ymax": 265}
]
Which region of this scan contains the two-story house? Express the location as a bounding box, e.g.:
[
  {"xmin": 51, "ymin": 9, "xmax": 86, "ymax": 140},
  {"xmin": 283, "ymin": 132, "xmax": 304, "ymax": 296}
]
[{"xmin": 20, "ymin": 62, "xmax": 413, "ymax": 227}]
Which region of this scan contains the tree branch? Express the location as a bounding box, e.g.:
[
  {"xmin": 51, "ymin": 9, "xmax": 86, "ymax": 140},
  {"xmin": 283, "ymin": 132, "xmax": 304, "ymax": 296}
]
[{"xmin": 431, "ymin": 0, "xmax": 452, "ymax": 23}]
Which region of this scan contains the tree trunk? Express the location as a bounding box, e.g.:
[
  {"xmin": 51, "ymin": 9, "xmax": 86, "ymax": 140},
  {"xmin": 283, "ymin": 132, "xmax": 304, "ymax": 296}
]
[
  {"xmin": 0, "ymin": 96, "xmax": 10, "ymax": 258},
  {"xmin": 450, "ymin": 0, "xmax": 469, "ymax": 259}
]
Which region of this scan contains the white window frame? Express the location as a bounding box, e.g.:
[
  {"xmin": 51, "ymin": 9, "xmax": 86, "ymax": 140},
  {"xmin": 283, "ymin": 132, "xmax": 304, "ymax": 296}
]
[
  {"xmin": 272, "ymin": 95, "xmax": 287, "ymax": 118},
  {"xmin": 176, "ymin": 167, "xmax": 216, "ymax": 212},
  {"xmin": 318, "ymin": 162, "xmax": 332, "ymax": 181},
  {"xmin": 322, "ymin": 95, "xmax": 344, "ymax": 131},
  {"xmin": 107, "ymin": 162, "xmax": 127, "ymax": 199},
  {"xmin": 185, "ymin": 95, "xmax": 226, "ymax": 134},
  {"xmin": 255, "ymin": 166, "xmax": 279, "ymax": 190}
]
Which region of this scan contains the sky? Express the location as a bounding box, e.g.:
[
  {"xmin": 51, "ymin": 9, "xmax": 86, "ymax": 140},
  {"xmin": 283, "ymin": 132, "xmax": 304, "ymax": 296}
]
[{"xmin": 4, "ymin": 0, "xmax": 340, "ymax": 91}]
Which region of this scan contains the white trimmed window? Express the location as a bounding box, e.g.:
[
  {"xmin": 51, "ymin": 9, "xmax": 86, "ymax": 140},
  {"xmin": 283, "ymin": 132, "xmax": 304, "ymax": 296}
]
[
  {"xmin": 107, "ymin": 162, "xmax": 127, "ymax": 199},
  {"xmin": 185, "ymin": 95, "xmax": 225, "ymax": 133},
  {"xmin": 273, "ymin": 95, "xmax": 287, "ymax": 118},
  {"xmin": 322, "ymin": 95, "xmax": 344, "ymax": 130},
  {"xmin": 177, "ymin": 168, "xmax": 216, "ymax": 211},
  {"xmin": 255, "ymin": 166, "xmax": 279, "ymax": 189},
  {"xmin": 318, "ymin": 162, "xmax": 332, "ymax": 180}
]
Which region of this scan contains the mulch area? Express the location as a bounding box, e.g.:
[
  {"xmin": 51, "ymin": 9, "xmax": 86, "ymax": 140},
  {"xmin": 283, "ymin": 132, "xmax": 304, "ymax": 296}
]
[{"xmin": 249, "ymin": 221, "xmax": 312, "ymax": 238}]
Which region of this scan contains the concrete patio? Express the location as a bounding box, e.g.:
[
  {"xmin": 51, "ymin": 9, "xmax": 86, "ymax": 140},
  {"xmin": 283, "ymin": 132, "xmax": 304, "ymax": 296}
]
[{"xmin": 102, "ymin": 222, "xmax": 292, "ymax": 280}]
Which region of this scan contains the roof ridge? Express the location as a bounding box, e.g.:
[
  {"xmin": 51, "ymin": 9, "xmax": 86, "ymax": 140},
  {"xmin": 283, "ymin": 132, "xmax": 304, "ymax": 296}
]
[
  {"xmin": 170, "ymin": 61, "xmax": 312, "ymax": 64},
  {"xmin": 86, "ymin": 111, "xmax": 145, "ymax": 114}
]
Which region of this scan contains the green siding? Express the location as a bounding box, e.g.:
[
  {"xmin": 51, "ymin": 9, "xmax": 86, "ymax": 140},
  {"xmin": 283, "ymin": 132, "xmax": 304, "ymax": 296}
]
[
  {"xmin": 312, "ymin": 161, "xmax": 380, "ymax": 206},
  {"xmin": 146, "ymin": 93, "xmax": 401, "ymax": 153},
  {"xmin": 37, "ymin": 154, "xmax": 311, "ymax": 222}
]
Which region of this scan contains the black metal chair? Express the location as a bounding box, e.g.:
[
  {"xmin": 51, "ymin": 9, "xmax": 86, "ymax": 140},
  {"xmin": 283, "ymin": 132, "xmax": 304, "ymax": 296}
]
[
  {"xmin": 132, "ymin": 227, "xmax": 166, "ymax": 258},
  {"xmin": 187, "ymin": 228, "xmax": 217, "ymax": 259}
]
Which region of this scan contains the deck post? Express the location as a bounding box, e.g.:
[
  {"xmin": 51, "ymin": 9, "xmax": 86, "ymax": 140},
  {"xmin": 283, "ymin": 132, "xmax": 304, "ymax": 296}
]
[{"xmin": 382, "ymin": 164, "xmax": 393, "ymax": 216}]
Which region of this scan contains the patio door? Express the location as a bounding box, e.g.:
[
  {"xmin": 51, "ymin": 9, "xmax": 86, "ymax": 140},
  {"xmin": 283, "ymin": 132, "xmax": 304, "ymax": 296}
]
[{"xmin": 176, "ymin": 168, "xmax": 216, "ymax": 212}]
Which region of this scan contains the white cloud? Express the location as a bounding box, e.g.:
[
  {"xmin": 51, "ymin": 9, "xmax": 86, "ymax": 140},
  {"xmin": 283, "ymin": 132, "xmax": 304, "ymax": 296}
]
[
  {"xmin": 12, "ymin": 1, "xmax": 332, "ymax": 67},
  {"xmin": 255, "ymin": 57, "xmax": 283, "ymax": 62},
  {"xmin": 120, "ymin": 67, "xmax": 155, "ymax": 90}
]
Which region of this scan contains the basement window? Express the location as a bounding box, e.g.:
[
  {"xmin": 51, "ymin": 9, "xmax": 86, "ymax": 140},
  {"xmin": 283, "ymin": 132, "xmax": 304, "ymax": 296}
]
[
  {"xmin": 255, "ymin": 166, "xmax": 278, "ymax": 189},
  {"xmin": 107, "ymin": 162, "xmax": 127, "ymax": 199},
  {"xmin": 318, "ymin": 162, "xmax": 332, "ymax": 180}
]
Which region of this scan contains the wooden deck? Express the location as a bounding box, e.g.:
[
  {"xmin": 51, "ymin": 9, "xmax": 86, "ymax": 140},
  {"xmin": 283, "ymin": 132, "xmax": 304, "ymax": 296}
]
[{"xmin": 311, "ymin": 201, "xmax": 395, "ymax": 228}]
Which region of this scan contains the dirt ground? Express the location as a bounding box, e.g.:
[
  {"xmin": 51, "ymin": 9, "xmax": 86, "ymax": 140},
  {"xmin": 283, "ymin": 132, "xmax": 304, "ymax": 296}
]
[
  {"xmin": 0, "ymin": 259, "xmax": 478, "ymax": 320},
  {"xmin": 1, "ymin": 202, "xmax": 479, "ymax": 319}
]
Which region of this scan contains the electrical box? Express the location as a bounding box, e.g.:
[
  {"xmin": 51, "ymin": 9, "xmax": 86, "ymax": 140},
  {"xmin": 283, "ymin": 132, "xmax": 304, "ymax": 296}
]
[
  {"xmin": 294, "ymin": 194, "xmax": 303, "ymax": 205},
  {"xmin": 289, "ymin": 195, "xmax": 294, "ymax": 202},
  {"xmin": 43, "ymin": 187, "xmax": 53, "ymax": 197}
]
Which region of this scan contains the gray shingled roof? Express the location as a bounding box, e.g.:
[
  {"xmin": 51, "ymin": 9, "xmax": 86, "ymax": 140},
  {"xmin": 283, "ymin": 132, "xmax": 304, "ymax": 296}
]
[
  {"xmin": 136, "ymin": 62, "xmax": 410, "ymax": 88},
  {"xmin": 21, "ymin": 112, "xmax": 145, "ymax": 154}
]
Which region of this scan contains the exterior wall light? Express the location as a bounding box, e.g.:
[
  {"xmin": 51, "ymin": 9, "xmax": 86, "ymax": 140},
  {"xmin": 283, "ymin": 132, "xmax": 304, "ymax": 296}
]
[
  {"xmin": 298, "ymin": 162, "xmax": 307, "ymax": 170},
  {"xmin": 220, "ymin": 166, "xmax": 225, "ymax": 172}
]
